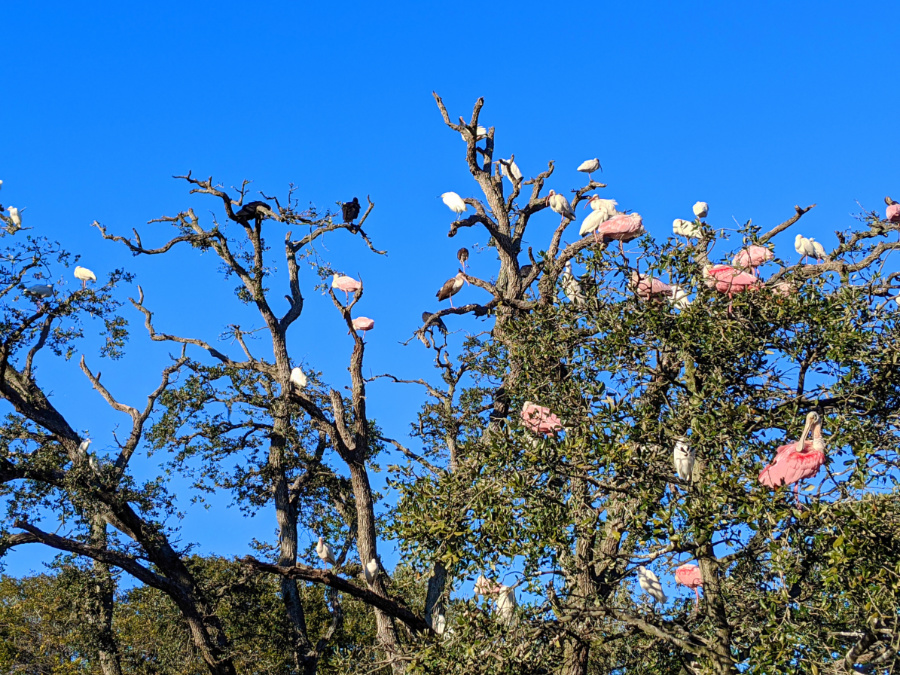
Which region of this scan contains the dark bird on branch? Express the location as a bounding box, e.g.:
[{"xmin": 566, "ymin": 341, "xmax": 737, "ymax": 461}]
[
  {"xmin": 436, "ymin": 272, "xmax": 466, "ymax": 308},
  {"xmin": 421, "ymin": 311, "xmax": 448, "ymax": 334},
  {"xmin": 233, "ymin": 201, "xmax": 274, "ymax": 225},
  {"xmin": 342, "ymin": 197, "xmax": 361, "ymax": 224},
  {"xmin": 457, "ymin": 247, "xmax": 469, "ymax": 272}
]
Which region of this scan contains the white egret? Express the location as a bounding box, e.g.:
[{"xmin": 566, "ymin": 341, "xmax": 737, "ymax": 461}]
[
  {"xmin": 316, "ymin": 536, "xmax": 336, "ymax": 566},
  {"xmin": 441, "ymin": 192, "xmax": 467, "ymax": 219},
  {"xmin": 74, "ymin": 266, "xmax": 96, "ymax": 289},
  {"xmin": 577, "ymin": 158, "xmax": 601, "ymax": 181},
  {"xmin": 496, "ymin": 585, "xmax": 518, "ymax": 626},
  {"xmin": 668, "ymin": 285, "xmax": 690, "ymax": 310},
  {"xmin": 8, "ymin": 206, "xmax": 21, "ymax": 229},
  {"xmin": 290, "ymin": 367, "xmax": 307, "ymax": 390},
  {"xmin": 637, "ymin": 566, "xmax": 667, "ymax": 608},
  {"xmin": 794, "ymin": 234, "xmax": 818, "ymax": 263},
  {"xmin": 673, "ymin": 438, "xmax": 695, "ymax": 481}
]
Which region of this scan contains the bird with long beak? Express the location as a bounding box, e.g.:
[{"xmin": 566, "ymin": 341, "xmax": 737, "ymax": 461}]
[
  {"xmin": 759, "ymin": 411, "xmax": 827, "ymax": 505},
  {"xmin": 457, "ymin": 247, "xmax": 470, "ymax": 273},
  {"xmin": 437, "ymin": 272, "xmax": 467, "ymax": 308},
  {"xmin": 546, "ymin": 190, "xmax": 575, "ymax": 222},
  {"xmin": 577, "ymin": 158, "xmax": 602, "ymax": 182}
]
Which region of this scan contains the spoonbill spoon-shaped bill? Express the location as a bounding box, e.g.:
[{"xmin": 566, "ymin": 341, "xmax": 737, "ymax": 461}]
[
  {"xmin": 233, "ymin": 200, "xmax": 274, "ymax": 223},
  {"xmin": 560, "ymin": 261, "xmax": 586, "ymax": 306},
  {"xmin": 675, "ymin": 563, "xmax": 703, "ymax": 607},
  {"xmin": 499, "ymin": 157, "xmax": 522, "ymax": 183},
  {"xmin": 547, "ymin": 190, "xmax": 575, "ymax": 221},
  {"xmin": 74, "ymin": 266, "xmax": 96, "ymax": 289},
  {"xmin": 577, "ymin": 158, "xmax": 601, "ymax": 181},
  {"xmin": 332, "ymin": 274, "xmax": 362, "ymax": 299},
  {"xmin": 441, "ymin": 192, "xmax": 467, "ymax": 217},
  {"xmin": 692, "ymin": 201, "xmax": 709, "ymax": 218},
  {"xmin": 673, "ymin": 218, "xmax": 701, "ymax": 238},
  {"xmin": 595, "ymin": 213, "xmax": 645, "ymax": 243},
  {"xmin": 290, "ymin": 367, "xmax": 307, "ymax": 390},
  {"xmin": 631, "ymin": 271, "xmax": 672, "ymax": 300},
  {"xmin": 673, "ymin": 438, "xmax": 695, "ymax": 481},
  {"xmin": 457, "ymin": 247, "xmax": 469, "ymax": 272},
  {"xmin": 24, "ymin": 284, "xmax": 53, "ymax": 299},
  {"xmin": 732, "ymin": 245, "xmax": 774, "ymax": 271},
  {"xmin": 520, "ymin": 401, "xmax": 563, "ymax": 436},
  {"xmin": 421, "ymin": 311, "xmax": 448, "ymax": 334},
  {"xmin": 363, "ymin": 558, "xmax": 379, "ymax": 585},
  {"xmin": 342, "ymin": 197, "xmax": 360, "ymax": 223},
  {"xmin": 703, "ymin": 265, "xmax": 759, "ymax": 296},
  {"xmin": 436, "ymin": 272, "xmax": 465, "ymax": 307},
  {"xmin": 7, "ymin": 206, "xmax": 21, "ymax": 227},
  {"xmin": 668, "ymin": 285, "xmax": 691, "ymax": 310},
  {"xmin": 351, "ymin": 317, "xmax": 375, "ymax": 337},
  {"xmin": 637, "ymin": 566, "xmax": 667, "ymax": 606},
  {"xmin": 316, "ymin": 537, "xmax": 336, "ymax": 566},
  {"xmin": 887, "ymin": 203, "xmax": 900, "ymax": 223},
  {"xmin": 759, "ymin": 411, "xmax": 826, "ymax": 505}
]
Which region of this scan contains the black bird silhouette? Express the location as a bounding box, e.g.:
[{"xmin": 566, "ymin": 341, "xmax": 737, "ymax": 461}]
[
  {"xmin": 421, "ymin": 311, "xmax": 448, "ymax": 334},
  {"xmin": 342, "ymin": 197, "xmax": 361, "ymax": 223},
  {"xmin": 233, "ymin": 201, "xmax": 273, "ymax": 225}
]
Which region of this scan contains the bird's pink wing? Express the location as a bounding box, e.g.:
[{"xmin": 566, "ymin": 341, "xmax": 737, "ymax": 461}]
[
  {"xmin": 758, "ymin": 442, "xmax": 800, "ymax": 487},
  {"xmin": 675, "ymin": 565, "xmax": 702, "ymax": 588}
]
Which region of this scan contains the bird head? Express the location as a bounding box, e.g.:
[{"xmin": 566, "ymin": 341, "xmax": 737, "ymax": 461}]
[
  {"xmin": 583, "ymin": 195, "xmax": 597, "ymax": 209},
  {"xmin": 800, "ymin": 411, "xmax": 819, "ymax": 444}
]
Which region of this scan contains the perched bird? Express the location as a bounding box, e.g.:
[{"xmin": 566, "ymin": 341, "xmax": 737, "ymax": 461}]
[
  {"xmin": 7, "ymin": 206, "xmax": 21, "ymax": 229},
  {"xmin": 585, "ymin": 195, "xmax": 619, "ymax": 219},
  {"xmin": 631, "ymin": 271, "xmax": 672, "ymax": 301},
  {"xmin": 74, "ymin": 266, "xmax": 97, "ymax": 289},
  {"xmin": 351, "ymin": 317, "xmax": 375, "ymax": 339},
  {"xmin": 675, "ymin": 564, "xmax": 703, "ymax": 609},
  {"xmin": 290, "ymin": 367, "xmax": 307, "ymax": 390},
  {"xmin": 595, "ymin": 213, "xmax": 646, "ymax": 253},
  {"xmin": 770, "ymin": 280, "xmax": 796, "ymax": 297},
  {"xmin": 518, "ymin": 264, "xmax": 534, "ymax": 281},
  {"xmin": 692, "ymin": 201, "xmax": 709, "ymax": 219},
  {"xmin": 668, "ymin": 285, "xmax": 691, "ymax": 310},
  {"xmin": 363, "ymin": 558, "xmax": 379, "ymax": 585},
  {"xmin": 233, "ymin": 200, "xmax": 274, "ymax": 225},
  {"xmin": 673, "ymin": 218, "xmax": 701, "ymax": 239},
  {"xmin": 441, "ymin": 192, "xmax": 468, "ymax": 219},
  {"xmin": 460, "ymin": 125, "xmax": 488, "ymax": 141},
  {"xmin": 474, "ymin": 575, "xmax": 494, "ymax": 596},
  {"xmin": 577, "ymin": 158, "xmax": 602, "ymax": 181},
  {"xmin": 332, "ymin": 274, "xmax": 362, "ymax": 300},
  {"xmin": 579, "ymin": 209, "xmax": 610, "ymax": 238},
  {"xmin": 436, "ymin": 272, "xmax": 466, "ymax": 308},
  {"xmin": 457, "ymin": 247, "xmax": 470, "ymax": 273},
  {"xmin": 560, "ymin": 261, "xmax": 586, "ymax": 306},
  {"xmin": 795, "ymin": 234, "xmax": 826, "ymax": 263},
  {"xmin": 495, "ymin": 585, "xmax": 518, "ymax": 626},
  {"xmin": 809, "ymin": 238, "xmax": 827, "ymax": 262},
  {"xmin": 316, "ymin": 537, "xmax": 336, "ymax": 566},
  {"xmin": 732, "ymin": 245, "xmax": 774, "ymax": 273},
  {"xmin": 637, "ymin": 566, "xmax": 667, "ymax": 608},
  {"xmin": 520, "ymin": 401, "xmax": 563, "ymax": 436},
  {"xmin": 546, "ymin": 190, "xmax": 575, "ymax": 221},
  {"xmin": 77, "ymin": 438, "xmax": 92, "ymax": 459},
  {"xmin": 886, "ymin": 197, "xmax": 900, "ymax": 223},
  {"xmin": 24, "ymin": 284, "xmax": 53, "ymax": 300},
  {"xmin": 342, "ymin": 197, "xmax": 361, "ymax": 223},
  {"xmin": 703, "ymin": 265, "xmax": 759, "ymax": 297},
  {"xmin": 673, "ymin": 438, "xmax": 695, "ymax": 481},
  {"xmin": 759, "ymin": 411, "xmax": 827, "ymax": 505},
  {"xmin": 421, "ymin": 311, "xmax": 448, "ymax": 334},
  {"xmin": 498, "ymin": 157, "xmax": 522, "ymax": 184}
]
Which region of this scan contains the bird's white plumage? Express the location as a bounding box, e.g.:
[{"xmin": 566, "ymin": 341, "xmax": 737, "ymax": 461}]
[
  {"xmin": 810, "ymin": 238, "xmax": 826, "ymax": 260},
  {"xmin": 547, "ymin": 190, "xmax": 575, "ymax": 220},
  {"xmin": 441, "ymin": 192, "xmax": 467, "ymax": 216},
  {"xmin": 460, "ymin": 125, "xmax": 488, "ymax": 141},
  {"xmin": 74, "ymin": 266, "xmax": 96, "ymax": 284},
  {"xmin": 579, "ymin": 208, "xmax": 613, "ymax": 237},
  {"xmin": 692, "ymin": 201, "xmax": 709, "ymax": 218},
  {"xmin": 577, "ymin": 158, "xmax": 601, "ymax": 175},
  {"xmin": 794, "ymin": 234, "xmax": 816, "ymax": 260},
  {"xmin": 316, "ymin": 537, "xmax": 336, "ymax": 566},
  {"xmin": 495, "ymin": 585, "xmax": 518, "ymax": 626},
  {"xmin": 290, "ymin": 367, "xmax": 307, "ymax": 390},
  {"xmin": 673, "ymin": 218, "xmax": 701, "ymax": 238},
  {"xmin": 637, "ymin": 566, "xmax": 667, "ymax": 605},
  {"xmin": 673, "ymin": 438, "xmax": 695, "ymax": 481},
  {"xmin": 561, "ymin": 261, "xmax": 586, "ymax": 306},
  {"xmin": 363, "ymin": 558, "xmax": 379, "ymax": 585},
  {"xmin": 587, "ymin": 196, "xmax": 618, "ymax": 218},
  {"xmin": 8, "ymin": 206, "xmax": 21, "ymax": 227},
  {"xmin": 499, "ymin": 158, "xmax": 522, "ymax": 184}
]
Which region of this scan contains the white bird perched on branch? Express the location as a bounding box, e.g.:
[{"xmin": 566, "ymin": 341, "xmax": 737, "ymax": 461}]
[
  {"xmin": 637, "ymin": 566, "xmax": 667, "ymax": 608},
  {"xmin": 546, "ymin": 190, "xmax": 575, "ymax": 221},
  {"xmin": 673, "ymin": 438, "xmax": 695, "ymax": 481},
  {"xmin": 290, "ymin": 367, "xmax": 307, "ymax": 391},
  {"xmin": 560, "ymin": 261, "xmax": 586, "ymax": 306},
  {"xmin": 795, "ymin": 234, "xmax": 826, "ymax": 263},
  {"xmin": 74, "ymin": 266, "xmax": 96, "ymax": 289},
  {"xmin": 441, "ymin": 192, "xmax": 467, "ymax": 219},
  {"xmin": 363, "ymin": 558, "xmax": 379, "ymax": 585},
  {"xmin": 7, "ymin": 206, "xmax": 21, "ymax": 229},
  {"xmin": 577, "ymin": 158, "xmax": 601, "ymax": 181},
  {"xmin": 579, "ymin": 204, "xmax": 617, "ymax": 238},
  {"xmin": 460, "ymin": 125, "xmax": 488, "ymax": 141},
  {"xmin": 692, "ymin": 201, "xmax": 709, "ymax": 219},
  {"xmin": 316, "ymin": 537, "xmax": 336, "ymax": 566},
  {"xmin": 499, "ymin": 157, "xmax": 522, "ymax": 184},
  {"xmin": 586, "ymin": 196, "xmax": 618, "ymax": 219},
  {"xmin": 668, "ymin": 285, "xmax": 690, "ymax": 310},
  {"xmin": 673, "ymin": 218, "xmax": 701, "ymax": 239},
  {"xmin": 495, "ymin": 585, "xmax": 518, "ymax": 626}
]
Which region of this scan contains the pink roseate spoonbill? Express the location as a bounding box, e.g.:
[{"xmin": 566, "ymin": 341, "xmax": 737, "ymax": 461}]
[
  {"xmin": 673, "ymin": 218, "xmax": 701, "ymax": 239},
  {"xmin": 886, "ymin": 197, "xmax": 900, "ymax": 223},
  {"xmin": 631, "ymin": 271, "xmax": 672, "ymax": 301},
  {"xmin": 561, "ymin": 261, "xmax": 586, "ymax": 306},
  {"xmin": 732, "ymin": 245, "xmax": 774, "ymax": 274},
  {"xmin": 316, "ymin": 537, "xmax": 336, "ymax": 566},
  {"xmin": 436, "ymin": 272, "xmax": 466, "ymax": 308},
  {"xmin": 547, "ymin": 190, "xmax": 575, "ymax": 221},
  {"xmin": 637, "ymin": 566, "xmax": 667, "ymax": 609},
  {"xmin": 759, "ymin": 411, "xmax": 826, "ymax": 505},
  {"xmin": 675, "ymin": 563, "xmax": 703, "ymax": 609},
  {"xmin": 441, "ymin": 192, "xmax": 468, "ymax": 219},
  {"xmin": 499, "ymin": 156, "xmax": 522, "ymax": 184},
  {"xmin": 74, "ymin": 266, "xmax": 96, "ymax": 289},
  {"xmin": 332, "ymin": 274, "xmax": 362, "ymax": 301},
  {"xmin": 673, "ymin": 438, "xmax": 695, "ymax": 481},
  {"xmin": 703, "ymin": 265, "xmax": 760, "ymax": 297},
  {"xmin": 577, "ymin": 158, "xmax": 602, "ymax": 181},
  {"xmin": 520, "ymin": 401, "xmax": 563, "ymax": 436},
  {"xmin": 457, "ymin": 247, "xmax": 469, "ymax": 273},
  {"xmin": 596, "ymin": 213, "xmax": 646, "ymax": 254},
  {"xmin": 351, "ymin": 316, "xmax": 375, "ymax": 340},
  {"xmin": 692, "ymin": 201, "xmax": 709, "ymax": 219},
  {"xmin": 290, "ymin": 367, "xmax": 307, "ymax": 390}
]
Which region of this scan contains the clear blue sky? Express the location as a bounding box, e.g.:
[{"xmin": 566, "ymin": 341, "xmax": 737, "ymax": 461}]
[{"xmin": 2, "ymin": 0, "xmax": 898, "ymax": 582}]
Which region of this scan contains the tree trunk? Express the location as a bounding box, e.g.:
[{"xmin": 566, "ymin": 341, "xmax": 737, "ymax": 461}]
[
  {"xmin": 424, "ymin": 560, "xmax": 447, "ymax": 633},
  {"xmin": 88, "ymin": 517, "xmax": 123, "ymax": 675}
]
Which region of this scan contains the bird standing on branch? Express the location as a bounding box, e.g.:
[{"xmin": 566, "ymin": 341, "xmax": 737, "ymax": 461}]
[
  {"xmin": 342, "ymin": 197, "xmax": 360, "ymax": 223},
  {"xmin": 692, "ymin": 201, "xmax": 709, "ymax": 219},
  {"xmin": 74, "ymin": 266, "xmax": 96, "ymax": 289},
  {"xmin": 637, "ymin": 566, "xmax": 667, "ymax": 610},
  {"xmin": 547, "ymin": 190, "xmax": 575, "ymax": 221},
  {"xmin": 233, "ymin": 201, "xmax": 274, "ymax": 226},
  {"xmin": 498, "ymin": 156, "xmax": 522, "ymax": 184},
  {"xmin": 351, "ymin": 317, "xmax": 375, "ymax": 340},
  {"xmin": 421, "ymin": 311, "xmax": 448, "ymax": 334},
  {"xmin": 441, "ymin": 192, "xmax": 467, "ymax": 219},
  {"xmin": 436, "ymin": 272, "xmax": 466, "ymax": 308},
  {"xmin": 560, "ymin": 261, "xmax": 586, "ymax": 306},
  {"xmin": 332, "ymin": 274, "xmax": 362, "ymax": 301},
  {"xmin": 290, "ymin": 367, "xmax": 307, "ymax": 391},
  {"xmin": 316, "ymin": 537, "xmax": 336, "ymax": 566},
  {"xmin": 886, "ymin": 196, "xmax": 900, "ymax": 223},
  {"xmin": 577, "ymin": 158, "xmax": 601, "ymax": 182},
  {"xmin": 759, "ymin": 411, "xmax": 826, "ymax": 505},
  {"xmin": 675, "ymin": 564, "xmax": 703, "ymax": 609},
  {"xmin": 732, "ymin": 245, "xmax": 774, "ymax": 275},
  {"xmin": 673, "ymin": 438, "xmax": 695, "ymax": 481}
]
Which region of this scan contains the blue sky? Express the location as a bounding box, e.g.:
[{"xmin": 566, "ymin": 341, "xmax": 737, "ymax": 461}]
[{"xmin": 2, "ymin": 0, "xmax": 899, "ymax": 584}]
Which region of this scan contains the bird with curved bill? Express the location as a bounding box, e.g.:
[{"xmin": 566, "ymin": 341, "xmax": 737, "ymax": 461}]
[
  {"xmin": 758, "ymin": 411, "xmax": 826, "ymax": 505},
  {"xmin": 436, "ymin": 272, "xmax": 466, "ymax": 308}
]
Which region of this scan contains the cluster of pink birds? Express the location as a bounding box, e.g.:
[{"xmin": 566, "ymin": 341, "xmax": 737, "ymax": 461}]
[{"xmin": 330, "ymin": 274, "xmax": 375, "ymax": 339}]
